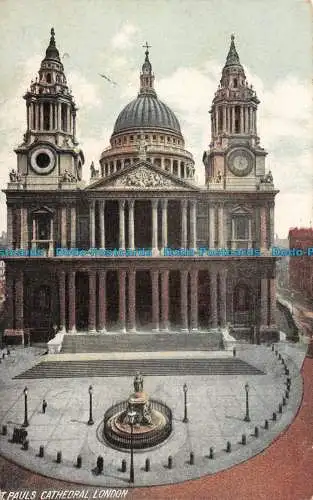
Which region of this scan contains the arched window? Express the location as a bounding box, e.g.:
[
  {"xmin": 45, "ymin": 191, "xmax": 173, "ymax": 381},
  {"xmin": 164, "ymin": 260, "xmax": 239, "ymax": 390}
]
[{"xmin": 46, "ymin": 73, "xmax": 52, "ymax": 83}]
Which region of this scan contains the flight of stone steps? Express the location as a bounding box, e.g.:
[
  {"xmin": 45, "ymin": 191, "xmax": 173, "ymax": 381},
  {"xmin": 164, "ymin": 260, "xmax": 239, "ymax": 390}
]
[
  {"xmin": 15, "ymin": 358, "xmax": 264, "ymax": 379},
  {"xmin": 61, "ymin": 332, "xmax": 223, "ymax": 354}
]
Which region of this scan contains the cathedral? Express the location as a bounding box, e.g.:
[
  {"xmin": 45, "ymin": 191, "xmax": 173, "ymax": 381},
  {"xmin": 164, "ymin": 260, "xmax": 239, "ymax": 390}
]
[{"xmin": 3, "ymin": 29, "xmax": 278, "ymax": 344}]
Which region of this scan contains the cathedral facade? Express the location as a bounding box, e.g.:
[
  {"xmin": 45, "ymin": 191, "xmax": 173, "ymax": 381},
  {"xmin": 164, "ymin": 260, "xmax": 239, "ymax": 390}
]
[{"xmin": 4, "ymin": 30, "xmax": 278, "ymax": 343}]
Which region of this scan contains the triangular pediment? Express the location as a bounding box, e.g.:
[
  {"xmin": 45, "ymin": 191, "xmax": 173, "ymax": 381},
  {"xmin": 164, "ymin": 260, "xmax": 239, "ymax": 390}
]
[
  {"xmin": 231, "ymin": 205, "xmax": 252, "ymax": 215},
  {"xmin": 86, "ymin": 161, "xmax": 199, "ymax": 191}
]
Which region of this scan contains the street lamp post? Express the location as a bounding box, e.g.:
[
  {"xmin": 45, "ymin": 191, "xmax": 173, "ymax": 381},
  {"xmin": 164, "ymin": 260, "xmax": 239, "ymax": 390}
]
[
  {"xmin": 128, "ymin": 409, "xmax": 136, "ymax": 484},
  {"xmin": 183, "ymin": 383, "xmax": 188, "ymax": 423},
  {"xmin": 22, "ymin": 387, "xmax": 29, "ymax": 427},
  {"xmin": 244, "ymin": 383, "xmax": 250, "ymax": 422},
  {"xmin": 88, "ymin": 385, "xmax": 94, "ymax": 425}
]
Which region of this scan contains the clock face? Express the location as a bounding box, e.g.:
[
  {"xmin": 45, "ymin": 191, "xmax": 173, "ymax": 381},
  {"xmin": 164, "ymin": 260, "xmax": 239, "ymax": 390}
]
[
  {"xmin": 228, "ymin": 149, "xmax": 253, "ymax": 176},
  {"xmin": 30, "ymin": 147, "xmax": 56, "ymax": 175}
]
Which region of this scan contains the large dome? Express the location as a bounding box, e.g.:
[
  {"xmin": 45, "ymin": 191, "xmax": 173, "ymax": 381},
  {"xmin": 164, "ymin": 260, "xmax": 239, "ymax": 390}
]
[{"xmin": 113, "ymin": 94, "xmax": 182, "ymax": 136}]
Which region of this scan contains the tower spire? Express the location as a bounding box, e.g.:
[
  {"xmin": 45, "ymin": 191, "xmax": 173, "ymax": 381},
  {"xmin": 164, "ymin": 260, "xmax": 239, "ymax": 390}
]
[
  {"xmin": 225, "ymin": 34, "xmax": 241, "ymax": 67},
  {"xmin": 139, "ymin": 42, "xmax": 156, "ymax": 96},
  {"xmin": 45, "ymin": 27, "xmax": 60, "ymax": 61}
]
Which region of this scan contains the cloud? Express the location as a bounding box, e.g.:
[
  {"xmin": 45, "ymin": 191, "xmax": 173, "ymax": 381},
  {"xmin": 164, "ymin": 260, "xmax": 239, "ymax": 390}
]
[
  {"xmin": 68, "ymin": 71, "xmax": 102, "ymax": 108},
  {"xmin": 111, "ymin": 23, "xmax": 138, "ymax": 51}
]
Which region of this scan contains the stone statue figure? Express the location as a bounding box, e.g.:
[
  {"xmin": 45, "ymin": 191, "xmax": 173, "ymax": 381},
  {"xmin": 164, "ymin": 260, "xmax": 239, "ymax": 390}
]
[
  {"xmin": 9, "ymin": 169, "xmax": 16, "ymax": 182},
  {"xmin": 266, "ymin": 170, "xmax": 273, "ymax": 183},
  {"xmin": 90, "ymin": 161, "xmax": 96, "ymax": 178},
  {"xmin": 134, "ymin": 372, "xmax": 144, "ymax": 393}
]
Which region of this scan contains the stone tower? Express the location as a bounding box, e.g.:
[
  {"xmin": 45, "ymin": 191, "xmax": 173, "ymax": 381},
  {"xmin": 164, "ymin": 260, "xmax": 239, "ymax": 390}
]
[
  {"xmin": 203, "ymin": 34, "xmax": 268, "ymax": 191},
  {"xmin": 13, "ymin": 28, "xmax": 84, "ymax": 190}
]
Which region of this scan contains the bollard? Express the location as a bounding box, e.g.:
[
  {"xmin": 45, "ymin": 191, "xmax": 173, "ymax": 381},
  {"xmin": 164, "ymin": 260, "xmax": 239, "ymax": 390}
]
[
  {"xmin": 56, "ymin": 451, "xmax": 62, "ymax": 464},
  {"xmin": 233, "ymin": 347, "xmax": 236, "ymax": 357},
  {"xmin": 76, "ymin": 455, "xmax": 82, "ymax": 468},
  {"xmin": 278, "ymin": 353, "xmax": 281, "ymax": 360},
  {"xmin": 282, "ymin": 397, "xmax": 286, "ymax": 406},
  {"xmin": 121, "ymin": 459, "xmax": 127, "ymax": 472},
  {"xmin": 22, "ymin": 439, "xmax": 29, "ymax": 450},
  {"xmin": 209, "ymin": 447, "xmax": 214, "ymax": 459},
  {"xmin": 278, "ymin": 404, "xmax": 283, "ymax": 414},
  {"xmin": 281, "ymin": 358, "xmax": 284, "ymax": 364},
  {"xmin": 285, "ymin": 368, "xmax": 289, "ymax": 376},
  {"xmin": 241, "ymin": 434, "xmax": 246, "ymax": 445},
  {"xmin": 168, "ymin": 456, "xmax": 173, "ymax": 469},
  {"xmin": 39, "ymin": 445, "xmax": 44, "ymax": 458},
  {"xmin": 145, "ymin": 458, "xmax": 150, "ymax": 472},
  {"xmin": 226, "ymin": 441, "xmax": 231, "ymax": 453},
  {"xmin": 271, "ymin": 345, "xmax": 275, "ymax": 351},
  {"xmin": 264, "ymin": 419, "xmax": 269, "ymax": 430},
  {"xmin": 42, "ymin": 400, "xmax": 47, "ymax": 414},
  {"xmin": 286, "ymin": 377, "xmax": 291, "ymax": 385},
  {"xmin": 272, "ymin": 412, "xmax": 277, "ymax": 421},
  {"xmin": 189, "ymin": 452, "xmax": 194, "ymax": 465},
  {"xmin": 275, "ymin": 350, "xmax": 278, "ymax": 356},
  {"xmin": 254, "ymin": 426, "xmax": 259, "ymax": 438},
  {"xmin": 97, "ymin": 455, "xmax": 104, "ymax": 474},
  {"xmin": 2, "ymin": 424, "xmax": 7, "ymax": 436},
  {"xmin": 285, "ymin": 390, "xmax": 289, "ymax": 399}
]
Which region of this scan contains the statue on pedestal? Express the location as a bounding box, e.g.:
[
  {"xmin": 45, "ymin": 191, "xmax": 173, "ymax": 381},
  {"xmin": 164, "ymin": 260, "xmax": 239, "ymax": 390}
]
[{"xmin": 134, "ymin": 371, "xmax": 144, "ymax": 393}]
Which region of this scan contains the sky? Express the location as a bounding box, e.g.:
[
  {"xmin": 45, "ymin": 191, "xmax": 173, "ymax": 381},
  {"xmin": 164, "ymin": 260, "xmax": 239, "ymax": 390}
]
[{"xmin": 0, "ymin": 0, "xmax": 312, "ymax": 238}]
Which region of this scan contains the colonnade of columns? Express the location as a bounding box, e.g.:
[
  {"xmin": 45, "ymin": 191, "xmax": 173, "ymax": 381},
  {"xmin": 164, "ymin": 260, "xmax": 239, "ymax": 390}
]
[
  {"xmin": 102, "ymin": 157, "xmax": 193, "ymax": 180},
  {"xmin": 212, "ymin": 104, "xmax": 257, "ymax": 136},
  {"xmin": 89, "ymin": 199, "xmax": 198, "ymax": 252},
  {"xmin": 57, "ymin": 267, "xmax": 231, "ymax": 334},
  {"xmin": 27, "ymin": 100, "xmax": 76, "ymax": 138}
]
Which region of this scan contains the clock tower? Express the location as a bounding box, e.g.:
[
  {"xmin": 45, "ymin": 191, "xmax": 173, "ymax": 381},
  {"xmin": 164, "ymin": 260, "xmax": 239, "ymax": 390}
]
[
  {"xmin": 203, "ymin": 35, "xmax": 267, "ymax": 190},
  {"xmin": 14, "ymin": 28, "xmax": 84, "ymax": 190}
]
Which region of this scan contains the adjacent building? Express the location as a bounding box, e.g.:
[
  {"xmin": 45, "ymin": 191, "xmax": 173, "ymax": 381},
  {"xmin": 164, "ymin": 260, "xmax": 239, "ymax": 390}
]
[
  {"xmin": 3, "ymin": 30, "xmax": 279, "ymax": 343},
  {"xmin": 289, "ymin": 227, "xmax": 313, "ymax": 300}
]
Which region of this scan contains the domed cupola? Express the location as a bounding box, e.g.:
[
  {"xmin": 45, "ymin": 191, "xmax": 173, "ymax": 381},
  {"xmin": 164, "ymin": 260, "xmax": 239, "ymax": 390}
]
[
  {"xmin": 112, "ymin": 43, "xmax": 182, "ymax": 137},
  {"xmin": 99, "ymin": 43, "xmax": 195, "ymax": 183}
]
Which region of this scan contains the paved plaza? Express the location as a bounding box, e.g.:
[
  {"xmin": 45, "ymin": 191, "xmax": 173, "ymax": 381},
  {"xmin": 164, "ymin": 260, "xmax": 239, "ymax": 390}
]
[{"xmin": 0, "ymin": 342, "xmax": 305, "ymax": 488}]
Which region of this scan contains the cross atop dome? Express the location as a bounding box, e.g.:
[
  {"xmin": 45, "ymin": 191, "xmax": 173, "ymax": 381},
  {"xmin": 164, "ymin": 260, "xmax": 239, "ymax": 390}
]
[
  {"xmin": 225, "ymin": 33, "xmax": 241, "ymax": 68},
  {"xmin": 44, "ymin": 26, "xmax": 60, "ymax": 62}
]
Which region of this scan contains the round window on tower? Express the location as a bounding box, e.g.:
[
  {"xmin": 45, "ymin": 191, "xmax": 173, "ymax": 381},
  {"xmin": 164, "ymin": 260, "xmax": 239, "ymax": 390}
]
[{"xmin": 30, "ymin": 147, "xmax": 56, "ymax": 175}]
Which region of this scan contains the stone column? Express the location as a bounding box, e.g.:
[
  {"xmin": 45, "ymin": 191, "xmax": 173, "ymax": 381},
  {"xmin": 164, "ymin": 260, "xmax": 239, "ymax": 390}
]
[
  {"xmin": 227, "ymin": 107, "xmax": 230, "ymax": 134},
  {"xmin": 231, "ymin": 106, "xmax": 235, "ymax": 133},
  {"xmin": 5, "ymin": 272, "xmax": 14, "ymax": 329},
  {"xmin": 40, "ymin": 103, "xmax": 43, "ymax": 130},
  {"xmin": 210, "ymin": 269, "xmax": 218, "ymax": 327},
  {"xmin": 32, "ymin": 219, "xmax": 36, "ymax": 249},
  {"xmin": 218, "ymin": 205, "xmax": 224, "ymax": 247},
  {"xmin": 245, "ymin": 107, "xmax": 249, "ymax": 133},
  {"xmin": 49, "ymin": 103, "xmax": 53, "ymax": 130},
  {"xmin": 190, "ymin": 269, "xmax": 198, "ymax": 331},
  {"xmin": 61, "ymin": 206, "xmax": 67, "ymax": 248},
  {"xmin": 128, "ymin": 269, "xmax": 136, "ymax": 333},
  {"xmin": 49, "ymin": 219, "xmax": 54, "ymax": 256},
  {"xmin": 99, "ymin": 200, "xmax": 105, "ymax": 249},
  {"xmin": 26, "ymin": 103, "xmax": 30, "ymax": 131},
  {"xmin": 152, "ymin": 199, "xmax": 159, "ymax": 255},
  {"xmin": 260, "ymin": 278, "xmax": 268, "ymax": 327},
  {"xmin": 161, "ymin": 270, "xmax": 169, "ymax": 331},
  {"xmin": 180, "ymin": 270, "xmax": 189, "ymax": 332},
  {"xmin": 219, "ymin": 268, "xmax": 227, "ymax": 327},
  {"xmin": 98, "ymin": 270, "xmax": 106, "ymax": 333},
  {"xmin": 215, "ymin": 108, "xmax": 219, "ymax": 133},
  {"xmin": 128, "ymin": 200, "xmax": 135, "ymax": 250},
  {"xmin": 161, "ymin": 199, "xmax": 168, "ymax": 251},
  {"xmin": 209, "ymin": 205, "xmax": 215, "ymax": 248},
  {"xmin": 89, "ymin": 201, "xmax": 95, "ymax": 248},
  {"xmin": 7, "ymin": 206, "xmax": 13, "ymax": 247},
  {"xmin": 88, "ymin": 270, "xmax": 96, "ymax": 333},
  {"xmin": 240, "ymin": 106, "xmax": 244, "ymax": 133},
  {"xmin": 73, "ymin": 112, "xmax": 76, "ymax": 142},
  {"xmin": 181, "ymin": 200, "xmax": 188, "ymax": 248},
  {"xmin": 58, "ymin": 270, "xmax": 66, "ymax": 333},
  {"xmin": 151, "ymin": 270, "xmax": 159, "ymax": 331},
  {"xmin": 269, "ymin": 278, "xmax": 276, "ymax": 326},
  {"xmin": 68, "ymin": 271, "xmax": 76, "ymax": 333},
  {"xmin": 269, "ymin": 203, "xmax": 274, "ymax": 248},
  {"xmin": 70, "ymin": 206, "xmax": 76, "ymax": 248},
  {"xmin": 66, "ymin": 105, "xmax": 70, "ymax": 133},
  {"xmin": 19, "ymin": 207, "xmax": 27, "ymax": 250},
  {"xmin": 119, "ymin": 200, "xmax": 125, "ymax": 250},
  {"xmin": 35, "ymin": 104, "xmax": 39, "ymax": 130},
  {"xmin": 119, "ymin": 269, "xmax": 126, "ymax": 332},
  {"xmin": 223, "ymin": 106, "xmax": 227, "ymax": 133},
  {"xmin": 15, "ymin": 270, "xmax": 24, "ymax": 331},
  {"xmin": 190, "ymin": 200, "xmax": 197, "ymax": 250},
  {"xmin": 260, "ymin": 206, "xmax": 267, "ymax": 251}
]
